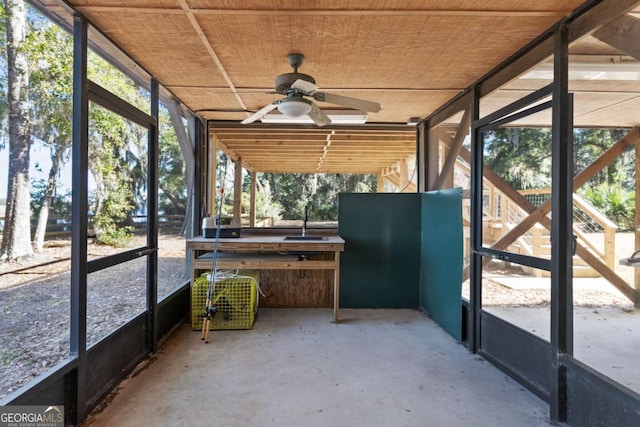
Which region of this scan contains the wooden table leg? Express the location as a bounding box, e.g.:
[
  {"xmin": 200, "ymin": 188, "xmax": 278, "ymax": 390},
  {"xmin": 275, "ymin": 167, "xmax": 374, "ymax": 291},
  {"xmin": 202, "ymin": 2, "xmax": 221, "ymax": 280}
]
[{"xmin": 333, "ymin": 251, "xmax": 340, "ymax": 323}]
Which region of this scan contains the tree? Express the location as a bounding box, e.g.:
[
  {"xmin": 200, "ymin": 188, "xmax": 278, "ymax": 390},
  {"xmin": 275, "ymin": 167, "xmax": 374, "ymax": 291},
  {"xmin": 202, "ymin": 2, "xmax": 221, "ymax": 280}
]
[
  {"xmin": 574, "ymin": 128, "xmax": 632, "ymax": 188},
  {"xmin": 575, "ymin": 128, "xmax": 636, "ymax": 229},
  {"xmin": 88, "ymin": 104, "xmax": 138, "ymax": 246},
  {"xmin": 582, "ymin": 182, "xmax": 635, "ymax": 230},
  {"xmin": 86, "ymin": 52, "xmax": 150, "ymax": 246},
  {"xmin": 260, "ymin": 172, "xmax": 376, "ymax": 221},
  {"xmin": 27, "ymin": 20, "xmax": 72, "ymax": 251},
  {"xmin": 158, "ymin": 108, "xmax": 187, "ymax": 216},
  {"xmin": 483, "ymin": 128, "xmax": 553, "ymax": 190},
  {"xmin": 1, "ymin": 0, "xmax": 32, "ymax": 260}
]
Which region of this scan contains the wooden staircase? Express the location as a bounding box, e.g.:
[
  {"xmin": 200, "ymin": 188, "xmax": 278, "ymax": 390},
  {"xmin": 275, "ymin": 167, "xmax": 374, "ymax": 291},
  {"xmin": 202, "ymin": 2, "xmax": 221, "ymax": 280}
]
[{"xmin": 478, "ymin": 188, "xmax": 617, "ymax": 277}]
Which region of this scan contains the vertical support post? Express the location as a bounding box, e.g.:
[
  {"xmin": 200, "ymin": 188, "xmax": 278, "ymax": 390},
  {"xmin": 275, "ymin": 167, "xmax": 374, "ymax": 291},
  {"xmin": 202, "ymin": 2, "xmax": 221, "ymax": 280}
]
[
  {"xmin": 208, "ymin": 133, "xmax": 217, "ymax": 216},
  {"xmin": 192, "ymin": 119, "xmax": 203, "ymax": 238},
  {"xmin": 377, "ymin": 172, "xmax": 384, "ymax": 192},
  {"xmin": 417, "ymin": 121, "xmax": 427, "ymax": 192},
  {"xmin": 426, "ymin": 124, "xmax": 439, "ymax": 191},
  {"xmin": 532, "ymin": 227, "xmax": 543, "ymax": 278},
  {"xmin": 70, "ymin": 14, "xmax": 88, "ymax": 424},
  {"xmin": 249, "ymin": 171, "xmax": 256, "ymax": 227},
  {"xmin": 233, "ymin": 157, "xmax": 242, "ymax": 226},
  {"xmin": 635, "ymin": 141, "xmax": 640, "ymax": 290},
  {"xmin": 550, "ymin": 23, "xmax": 573, "ymax": 423},
  {"xmin": 333, "ymin": 250, "xmax": 341, "ymax": 323},
  {"xmin": 147, "ymin": 78, "xmax": 159, "ymax": 353},
  {"xmin": 399, "ymin": 158, "xmax": 409, "ymax": 192},
  {"xmin": 500, "ymin": 192, "xmax": 507, "ymax": 232},
  {"xmin": 188, "ymin": 119, "xmax": 203, "ymax": 284},
  {"xmin": 442, "ymin": 144, "xmax": 454, "ymax": 189},
  {"xmin": 604, "ymin": 225, "xmax": 615, "ymax": 270},
  {"xmin": 469, "ymin": 84, "xmax": 482, "ymax": 353}
]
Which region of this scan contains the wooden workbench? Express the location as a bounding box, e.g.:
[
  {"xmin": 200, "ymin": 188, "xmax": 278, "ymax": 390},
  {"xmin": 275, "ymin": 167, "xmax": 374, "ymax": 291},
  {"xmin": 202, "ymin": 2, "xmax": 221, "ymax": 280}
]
[{"xmin": 186, "ymin": 235, "xmax": 345, "ymax": 322}]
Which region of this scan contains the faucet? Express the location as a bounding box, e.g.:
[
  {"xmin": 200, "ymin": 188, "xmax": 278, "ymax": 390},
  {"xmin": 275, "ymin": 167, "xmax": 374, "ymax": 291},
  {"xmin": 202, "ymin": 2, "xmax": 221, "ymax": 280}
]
[{"xmin": 302, "ymin": 204, "xmax": 308, "ymax": 237}]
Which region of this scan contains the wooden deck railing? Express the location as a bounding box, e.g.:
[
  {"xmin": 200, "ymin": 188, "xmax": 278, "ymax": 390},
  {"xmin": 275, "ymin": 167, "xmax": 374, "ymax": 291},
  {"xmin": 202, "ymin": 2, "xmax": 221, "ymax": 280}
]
[{"xmin": 481, "ymin": 187, "xmax": 617, "ymax": 275}]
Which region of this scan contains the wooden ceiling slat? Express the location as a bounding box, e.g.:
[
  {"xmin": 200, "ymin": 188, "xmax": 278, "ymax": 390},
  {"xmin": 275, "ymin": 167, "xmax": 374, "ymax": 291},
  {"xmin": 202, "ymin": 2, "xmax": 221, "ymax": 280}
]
[
  {"xmin": 217, "ymin": 135, "xmax": 415, "ymax": 142},
  {"xmin": 221, "ymin": 141, "xmax": 415, "ymax": 148},
  {"xmin": 211, "ymin": 128, "xmax": 416, "ymax": 135}
]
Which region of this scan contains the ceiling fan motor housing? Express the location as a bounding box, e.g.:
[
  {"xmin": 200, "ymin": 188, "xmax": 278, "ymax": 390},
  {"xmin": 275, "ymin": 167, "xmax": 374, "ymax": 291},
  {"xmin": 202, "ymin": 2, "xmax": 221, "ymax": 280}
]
[{"xmin": 275, "ymin": 72, "xmax": 315, "ymax": 94}]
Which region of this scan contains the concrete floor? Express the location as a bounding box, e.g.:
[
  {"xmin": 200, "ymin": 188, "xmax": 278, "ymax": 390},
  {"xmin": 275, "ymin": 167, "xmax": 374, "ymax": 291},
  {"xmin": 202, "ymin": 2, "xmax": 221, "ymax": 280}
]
[{"xmin": 84, "ymin": 309, "xmax": 552, "ymax": 427}]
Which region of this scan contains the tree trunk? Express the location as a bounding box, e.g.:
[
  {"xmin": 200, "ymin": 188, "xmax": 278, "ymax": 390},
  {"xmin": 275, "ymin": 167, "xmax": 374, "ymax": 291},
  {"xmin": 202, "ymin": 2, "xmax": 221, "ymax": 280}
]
[
  {"xmin": 1, "ymin": 0, "xmax": 33, "ymax": 260},
  {"xmin": 33, "ymin": 146, "xmax": 62, "ymax": 252}
]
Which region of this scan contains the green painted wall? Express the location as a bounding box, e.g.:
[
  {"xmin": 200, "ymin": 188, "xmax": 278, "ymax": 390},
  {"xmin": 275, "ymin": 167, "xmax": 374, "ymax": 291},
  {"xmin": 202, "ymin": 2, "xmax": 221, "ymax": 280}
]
[
  {"xmin": 420, "ymin": 189, "xmax": 463, "ymax": 340},
  {"xmin": 338, "ymin": 193, "xmax": 421, "ymax": 308}
]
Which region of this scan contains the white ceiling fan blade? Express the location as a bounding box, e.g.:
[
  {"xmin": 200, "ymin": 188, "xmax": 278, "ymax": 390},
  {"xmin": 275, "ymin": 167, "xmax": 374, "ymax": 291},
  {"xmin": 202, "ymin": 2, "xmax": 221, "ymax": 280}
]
[
  {"xmin": 241, "ymin": 102, "xmax": 279, "ymax": 124},
  {"xmin": 312, "ymin": 92, "xmax": 381, "ymax": 113},
  {"xmin": 308, "ymin": 103, "xmax": 331, "ymax": 127},
  {"xmin": 291, "ymin": 79, "xmax": 319, "ymax": 95}
]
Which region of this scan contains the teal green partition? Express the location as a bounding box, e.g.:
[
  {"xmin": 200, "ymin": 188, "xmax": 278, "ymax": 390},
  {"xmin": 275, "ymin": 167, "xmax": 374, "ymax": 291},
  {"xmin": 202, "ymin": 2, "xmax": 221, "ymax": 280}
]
[
  {"xmin": 338, "ymin": 193, "xmax": 421, "ymax": 308},
  {"xmin": 420, "ymin": 189, "xmax": 463, "ymax": 340}
]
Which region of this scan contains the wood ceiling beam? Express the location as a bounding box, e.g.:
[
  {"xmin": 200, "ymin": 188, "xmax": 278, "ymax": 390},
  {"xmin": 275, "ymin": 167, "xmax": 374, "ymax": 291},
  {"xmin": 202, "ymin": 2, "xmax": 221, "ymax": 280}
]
[
  {"xmin": 241, "ymin": 159, "xmax": 405, "ymax": 166},
  {"xmin": 568, "ymin": 0, "xmax": 639, "ymax": 43},
  {"xmin": 76, "ymin": 7, "xmax": 573, "ymax": 18},
  {"xmin": 220, "ymin": 143, "xmax": 415, "ymax": 149},
  {"xmin": 220, "ymin": 141, "xmax": 415, "ymax": 148},
  {"xmin": 260, "ymin": 169, "xmax": 382, "ymax": 173},
  {"xmin": 216, "ymin": 139, "xmax": 415, "ymax": 146},
  {"xmin": 211, "ymin": 129, "xmax": 416, "ymax": 136},
  {"xmin": 216, "ymin": 134, "xmax": 414, "ymax": 142},
  {"xmin": 217, "ymin": 135, "xmax": 328, "ymax": 142},
  {"xmin": 252, "ymin": 158, "xmax": 396, "ymax": 164},
  {"xmin": 594, "ymin": 14, "xmax": 640, "ymax": 61},
  {"xmin": 192, "ymin": 9, "xmax": 572, "ymax": 18},
  {"xmin": 223, "ymin": 147, "xmax": 414, "ymax": 154},
  {"xmin": 210, "ymin": 122, "xmax": 419, "ymax": 132},
  {"xmin": 172, "ymin": 85, "xmax": 464, "ymax": 93},
  {"xmin": 175, "ymin": 0, "xmax": 248, "ymax": 115},
  {"xmin": 574, "ymin": 94, "xmax": 640, "ymax": 120}
]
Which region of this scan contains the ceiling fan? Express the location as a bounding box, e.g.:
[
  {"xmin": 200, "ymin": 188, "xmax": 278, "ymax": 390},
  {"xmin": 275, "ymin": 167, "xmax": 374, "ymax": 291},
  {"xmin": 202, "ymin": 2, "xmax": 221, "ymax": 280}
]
[{"xmin": 241, "ymin": 54, "xmax": 381, "ymax": 127}]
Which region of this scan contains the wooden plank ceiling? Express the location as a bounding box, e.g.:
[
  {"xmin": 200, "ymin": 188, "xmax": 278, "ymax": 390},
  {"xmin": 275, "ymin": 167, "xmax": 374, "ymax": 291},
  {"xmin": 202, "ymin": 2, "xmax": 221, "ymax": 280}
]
[
  {"xmin": 40, "ymin": 0, "xmax": 640, "ymax": 174},
  {"xmin": 210, "ymin": 125, "xmax": 416, "ymax": 174}
]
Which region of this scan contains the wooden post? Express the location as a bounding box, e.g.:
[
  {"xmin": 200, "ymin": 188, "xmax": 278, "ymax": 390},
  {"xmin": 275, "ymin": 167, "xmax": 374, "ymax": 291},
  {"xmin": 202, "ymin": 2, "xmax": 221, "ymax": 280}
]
[
  {"xmin": 417, "ymin": 121, "xmax": 427, "ymax": 192},
  {"xmin": 532, "ymin": 227, "xmax": 543, "ymax": 278},
  {"xmin": 425, "ymin": 127, "xmax": 441, "ymax": 190},
  {"xmin": 443, "ymin": 143, "xmax": 454, "ymax": 189},
  {"xmin": 603, "ymin": 226, "xmax": 615, "ymax": 270},
  {"xmin": 500, "ymin": 193, "xmax": 507, "ymax": 234},
  {"xmin": 333, "ymin": 250, "xmax": 341, "ymax": 323},
  {"xmin": 249, "ymin": 171, "xmax": 256, "ymax": 228},
  {"xmin": 399, "ymin": 159, "xmax": 409, "ymax": 192},
  {"xmin": 233, "ymin": 157, "xmax": 242, "ymax": 226},
  {"xmin": 377, "ymin": 173, "xmax": 384, "ymax": 192}
]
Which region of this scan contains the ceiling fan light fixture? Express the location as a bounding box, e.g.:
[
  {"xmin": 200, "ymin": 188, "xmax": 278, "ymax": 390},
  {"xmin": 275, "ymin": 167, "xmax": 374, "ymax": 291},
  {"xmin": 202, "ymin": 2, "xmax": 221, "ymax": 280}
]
[
  {"xmin": 261, "ymin": 110, "xmax": 368, "ymax": 124},
  {"xmin": 277, "ymin": 97, "xmax": 313, "ymax": 117}
]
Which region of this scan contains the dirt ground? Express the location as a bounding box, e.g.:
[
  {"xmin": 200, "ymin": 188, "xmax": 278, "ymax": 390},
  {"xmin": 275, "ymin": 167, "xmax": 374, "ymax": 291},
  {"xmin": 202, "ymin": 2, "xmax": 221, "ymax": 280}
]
[
  {"xmin": 0, "ymin": 234, "xmax": 187, "ymax": 400},
  {"xmin": 462, "ymin": 232, "xmax": 638, "ymax": 308}
]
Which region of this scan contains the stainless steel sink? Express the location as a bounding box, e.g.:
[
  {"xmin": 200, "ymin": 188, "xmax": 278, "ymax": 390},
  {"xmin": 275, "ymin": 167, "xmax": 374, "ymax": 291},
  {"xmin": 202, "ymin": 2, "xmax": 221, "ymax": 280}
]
[{"xmin": 283, "ymin": 236, "xmax": 326, "ymax": 241}]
